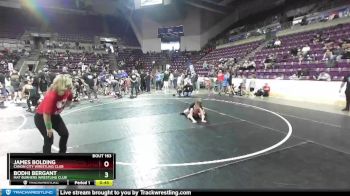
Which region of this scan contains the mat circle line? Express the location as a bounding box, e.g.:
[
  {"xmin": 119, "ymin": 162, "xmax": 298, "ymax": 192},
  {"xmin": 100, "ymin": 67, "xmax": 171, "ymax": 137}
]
[{"xmin": 57, "ymin": 97, "xmax": 293, "ymax": 167}]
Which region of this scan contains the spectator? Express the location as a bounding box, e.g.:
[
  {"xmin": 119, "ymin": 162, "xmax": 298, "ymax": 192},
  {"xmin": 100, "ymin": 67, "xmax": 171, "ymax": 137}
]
[
  {"xmin": 130, "ymin": 70, "xmax": 138, "ymax": 98},
  {"xmin": 241, "ymin": 61, "xmax": 249, "ymax": 70},
  {"xmin": 305, "ymin": 54, "xmax": 315, "ymax": 61},
  {"xmin": 163, "ymin": 70, "xmax": 170, "ymax": 93},
  {"xmin": 290, "ymin": 48, "xmax": 299, "ymax": 56},
  {"xmin": 183, "ymin": 75, "xmax": 193, "ymax": 97},
  {"xmin": 0, "ymin": 72, "xmax": 5, "ymax": 98},
  {"xmin": 177, "ymin": 73, "xmax": 184, "ymax": 89},
  {"xmin": 248, "ymin": 76, "xmax": 256, "ymax": 96},
  {"xmin": 191, "ymin": 72, "xmax": 198, "ymax": 92},
  {"xmin": 275, "ymin": 74, "xmax": 284, "ymax": 80},
  {"xmin": 323, "ymin": 37, "xmax": 334, "ymax": 49},
  {"xmin": 10, "ymin": 70, "xmax": 21, "ymax": 103},
  {"xmin": 264, "ymin": 54, "xmax": 276, "ymax": 69},
  {"xmin": 274, "ymin": 38, "xmax": 281, "ymax": 47},
  {"xmin": 317, "ymin": 72, "xmax": 331, "ymax": 81},
  {"xmin": 202, "ymin": 61, "xmax": 208, "ymax": 70},
  {"xmin": 8, "ymin": 61, "xmax": 13, "ymax": 72},
  {"xmin": 238, "ymin": 77, "xmax": 247, "ymax": 96},
  {"xmin": 301, "ymin": 44, "xmax": 311, "ymax": 56},
  {"xmin": 217, "ymin": 70, "xmax": 224, "ymax": 95},
  {"xmin": 297, "ymin": 68, "xmax": 310, "ymax": 78},
  {"xmin": 332, "ymin": 45, "xmax": 344, "ymax": 61},
  {"xmin": 82, "ymin": 69, "xmax": 98, "ymax": 102},
  {"xmin": 62, "ymin": 66, "xmax": 68, "ymax": 74},
  {"xmin": 263, "ymin": 83, "xmax": 270, "ymax": 97},
  {"xmin": 312, "ymin": 33, "xmax": 322, "ymax": 44},
  {"xmin": 145, "ymin": 72, "xmax": 151, "ymax": 93},
  {"xmin": 289, "ymin": 73, "xmax": 299, "ymax": 80},
  {"xmin": 247, "ymin": 60, "xmax": 256, "ymax": 70},
  {"xmin": 81, "ymin": 62, "xmax": 87, "ymax": 72},
  {"xmin": 155, "ymin": 70, "xmax": 162, "ymax": 91},
  {"xmin": 342, "ymin": 47, "xmax": 350, "ymax": 59},
  {"xmin": 323, "ymin": 49, "xmax": 337, "ymax": 68},
  {"xmin": 267, "ymin": 40, "xmax": 275, "ymax": 48},
  {"xmin": 173, "ymin": 70, "xmax": 178, "ymax": 89},
  {"xmin": 322, "ymin": 49, "xmax": 333, "ymax": 61},
  {"xmin": 301, "ymin": 16, "xmax": 308, "ymax": 26}
]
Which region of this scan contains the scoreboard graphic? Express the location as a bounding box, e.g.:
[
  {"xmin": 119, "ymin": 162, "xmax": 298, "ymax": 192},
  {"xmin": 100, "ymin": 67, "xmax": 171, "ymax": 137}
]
[
  {"xmin": 158, "ymin": 25, "xmax": 184, "ymax": 38},
  {"xmin": 7, "ymin": 153, "xmax": 116, "ymax": 186}
]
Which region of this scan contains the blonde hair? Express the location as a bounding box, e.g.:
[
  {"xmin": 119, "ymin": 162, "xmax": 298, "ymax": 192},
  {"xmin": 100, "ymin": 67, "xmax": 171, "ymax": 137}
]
[
  {"xmin": 195, "ymin": 99, "xmax": 202, "ymax": 107},
  {"xmin": 49, "ymin": 74, "xmax": 73, "ymax": 92}
]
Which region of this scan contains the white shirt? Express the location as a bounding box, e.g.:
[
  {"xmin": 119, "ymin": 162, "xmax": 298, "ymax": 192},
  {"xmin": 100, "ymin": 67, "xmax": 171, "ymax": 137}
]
[
  {"xmin": 177, "ymin": 76, "xmax": 183, "ymax": 86},
  {"xmin": 302, "ymin": 46, "xmax": 310, "ymax": 53},
  {"xmin": 5, "ymin": 78, "xmax": 11, "ymax": 87},
  {"xmin": 249, "ymin": 61, "xmax": 256, "ymax": 67},
  {"xmin": 184, "ymin": 78, "xmax": 192, "ymax": 85},
  {"xmin": 274, "ymin": 40, "xmax": 281, "ymax": 46},
  {"xmin": 8, "ymin": 62, "xmax": 13, "ymax": 71},
  {"xmin": 242, "ymin": 62, "xmax": 249, "ymax": 68},
  {"xmin": 203, "ymin": 61, "xmax": 208, "ymax": 68},
  {"xmin": 198, "ymin": 77, "xmax": 204, "ymax": 83},
  {"xmin": 235, "ymin": 78, "xmax": 243, "ymax": 87},
  {"xmin": 249, "ymin": 79, "xmax": 256, "ymax": 88},
  {"xmin": 81, "ymin": 64, "xmax": 87, "ymax": 72}
]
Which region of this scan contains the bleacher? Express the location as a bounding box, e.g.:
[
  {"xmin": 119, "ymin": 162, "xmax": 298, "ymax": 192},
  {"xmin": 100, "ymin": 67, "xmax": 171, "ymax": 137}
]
[
  {"xmin": 194, "ymin": 41, "xmax": 261, "ymax": 76},
  {"xmin": 254, "ymin": 23, "xmax": 350, "ymax": 80},
  {"xmin": 44, "ymin": 51, "xmax": 109, "ymax": 73}
]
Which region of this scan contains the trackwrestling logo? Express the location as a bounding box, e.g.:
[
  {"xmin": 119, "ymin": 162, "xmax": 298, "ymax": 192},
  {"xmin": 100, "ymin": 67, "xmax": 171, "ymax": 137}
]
[{"xmin": 1, "ymin": 189, "xmax": 56, "ymax": 196}]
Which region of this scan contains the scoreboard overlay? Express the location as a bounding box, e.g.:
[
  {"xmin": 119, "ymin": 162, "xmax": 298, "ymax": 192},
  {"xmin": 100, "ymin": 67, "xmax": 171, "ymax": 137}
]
[{"xmin": 7, "ymin": 153, "xmax": 116, "ymax": 186}]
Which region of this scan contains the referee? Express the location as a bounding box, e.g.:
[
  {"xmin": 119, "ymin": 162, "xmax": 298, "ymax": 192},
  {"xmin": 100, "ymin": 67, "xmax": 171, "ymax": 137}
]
[{"xmin": 339, "ymin": 73, "xmax": 350, "ymax": 111}]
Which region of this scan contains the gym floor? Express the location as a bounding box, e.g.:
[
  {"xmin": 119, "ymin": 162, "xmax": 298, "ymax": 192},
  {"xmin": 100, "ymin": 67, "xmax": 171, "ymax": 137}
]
[{"xmin": 1, "ymin": 93, "xmax": 350, "ymax": 190}]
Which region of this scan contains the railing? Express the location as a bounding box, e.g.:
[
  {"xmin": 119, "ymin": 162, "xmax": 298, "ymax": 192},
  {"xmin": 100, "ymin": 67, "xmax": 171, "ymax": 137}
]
[
  {"xmin": 214, "ymin": 4, "xmax": 350, "ymax": 47},
  {"xmin": 0, "ymin": 39, "xmax": 25, "ymax": 50}
]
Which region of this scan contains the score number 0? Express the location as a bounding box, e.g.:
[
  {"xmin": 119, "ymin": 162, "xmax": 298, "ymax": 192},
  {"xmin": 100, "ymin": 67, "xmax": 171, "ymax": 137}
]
[{"xmin": 104, "ymin": 161, "xmax": 109, "ymax": 178}]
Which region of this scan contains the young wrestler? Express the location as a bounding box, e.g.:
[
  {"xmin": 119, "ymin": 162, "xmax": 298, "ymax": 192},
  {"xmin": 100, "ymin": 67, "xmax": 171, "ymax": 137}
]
[{"xmin": 181, "ymin": 99, "xmax": 207, "ymax": 123}]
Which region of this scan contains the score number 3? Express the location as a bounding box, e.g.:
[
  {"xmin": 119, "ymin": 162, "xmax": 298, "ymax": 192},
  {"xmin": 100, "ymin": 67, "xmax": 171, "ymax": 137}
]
[{"xmin": 104, "ymin": 161, "xmax": 109, "ymax": 178}]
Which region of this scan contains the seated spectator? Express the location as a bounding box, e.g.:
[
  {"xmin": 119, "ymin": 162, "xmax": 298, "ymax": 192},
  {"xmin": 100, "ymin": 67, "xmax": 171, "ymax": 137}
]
[
  {"xmin": 274, "ymin": 38, "xmax": 281, "ymax": 47},
  {"xmin": 202, "ymin": 61, "xmax": 208, "ymax": 70},
  {"xmin": 263, "ymin": 54, "xmax": 276, "ymax": 69},
  {"xmin": 62, "ymin": 66, "xmax": 68, "ymax": 74},
  {"xmin": 8, "ymin": 61, "xmax": 13, "ymax": 72},
  {"xmin": 267, "ymin": 40, "xmax": 275, "ymax": 48},
  {"xmin": 275, "ymin": 74, "xmax": 284, "ymax": 80},
  {"xmin": 247, "ymin": 60, "xmax": 256, "ymax": 70},
  {"xmin": 328, "ymin": 13, "xmax": 339, "ymax": 21},
  {"xmin": 263, "ymin": 83, "xmax": 270, "ymax": 97},
  {"xmin": 323, "ymin": 37, "xmax": 334, "ymax": 49},
  {"xmin": 322, "ymin": 49, "xmax": 333, "ymax": 61},
  {"xmin": 289, "ymin": 73, "xmax": 299, "ymax": 80},
  {"xmin": 305, "ymin": 54, "xmax": 315, "ymax": 61},
  {"xmin": 240, "ymin": 61, "xmax": 249, "ymax": 70},
  {"xmin": 300, "ymin": 16, "xmax": 308, "ymax": 26},
  {"xmin": 183, "ymin": 75, "xmax": 193, "ymax": 97},
  {"xmin": 297, "ymin": 68, "xmax": 310, "ymax": 78},
  {"xmin": 336, "ymin": 38, "xmax": 344, "ymax": 46},
  {"xmin": 332, "ymin": 45, "xmax": 344, "ymax": 61},
  {"xmin": 290, "ymin": 48, "xmax": 299, "ymax": 56},
  {"xmin": 317, "ymin": 72, "xmax": 331, "ymax": 81},
  {"xmin": 254, "ymin": 83, "xmax": 270, "ymax": 97},
  {"xmin": 312, "ymin": 33, "xmax": 322, "ymax": 44},
  {"xmin": 323, "ymin": 49, "xmax": 337, "ymax": 68},
  {"xmin": 342, "ymin": 47, "xmax": 350, "ymax": 59},
  {"xmin": 68, "ymin": 63, "xmax": 76, "ymax": 70},
  {"xmin": 301, "ymin": 45, "xmax": 311, "ymax": 56}
]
